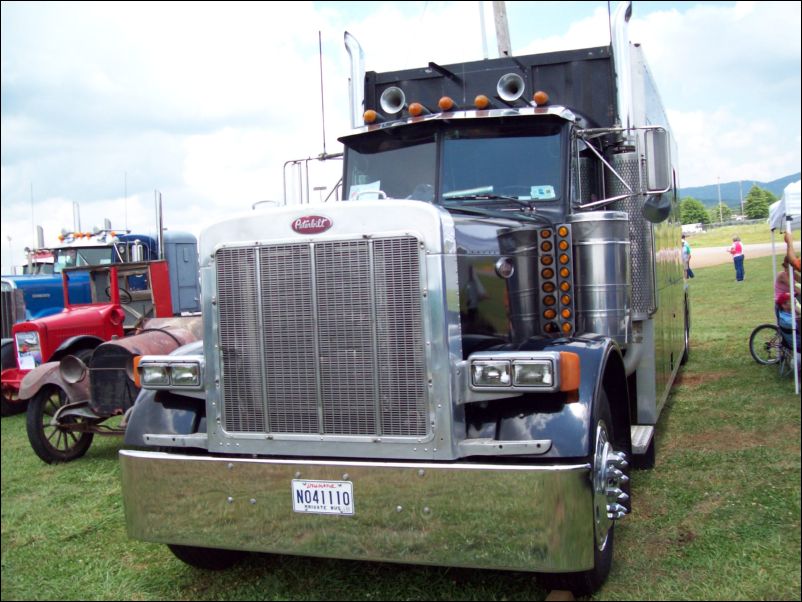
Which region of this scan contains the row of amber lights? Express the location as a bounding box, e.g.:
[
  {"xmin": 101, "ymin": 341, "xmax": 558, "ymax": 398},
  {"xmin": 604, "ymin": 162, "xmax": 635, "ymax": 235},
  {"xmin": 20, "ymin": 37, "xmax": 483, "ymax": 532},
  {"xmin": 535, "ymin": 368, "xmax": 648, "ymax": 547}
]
[
  {"xmin": 57, "ymin": 231, "xmax": 115, "ymax": 241},
  {"xmin": 364, "ymin": 90, "xmax": 551, "ymax": 124},
  {"xmin": 539, "ymin": 225, "xmax": 574, "ymax": 336}
]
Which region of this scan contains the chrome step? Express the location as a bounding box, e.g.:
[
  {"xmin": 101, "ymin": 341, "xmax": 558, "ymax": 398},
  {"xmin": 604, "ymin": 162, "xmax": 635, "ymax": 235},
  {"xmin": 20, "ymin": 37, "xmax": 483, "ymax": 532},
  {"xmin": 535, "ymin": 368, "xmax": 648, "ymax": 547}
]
[{"xmin": 630, "ymin": 425, "xmax": 654, "ymax": 455}]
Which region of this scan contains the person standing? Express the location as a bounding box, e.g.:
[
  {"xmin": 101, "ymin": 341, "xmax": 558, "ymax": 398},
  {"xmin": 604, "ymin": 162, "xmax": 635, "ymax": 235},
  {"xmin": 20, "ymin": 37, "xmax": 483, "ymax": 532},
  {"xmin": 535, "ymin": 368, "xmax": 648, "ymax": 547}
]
[
  {"xmin": 681, "ymin": 234, "xmax": 694, "ymax": 279},
  {"xmin": 727, "ymin": 235, "xmax": 744, "ymax": 281}
]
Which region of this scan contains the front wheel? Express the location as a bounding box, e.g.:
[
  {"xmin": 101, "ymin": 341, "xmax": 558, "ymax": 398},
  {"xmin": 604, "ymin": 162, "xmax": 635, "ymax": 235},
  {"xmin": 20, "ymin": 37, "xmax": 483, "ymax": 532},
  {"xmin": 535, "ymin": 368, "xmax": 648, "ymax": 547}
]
[
  {"xmin": 749, "ymin": 324, "xmax": 782, "ymax": 365},
  {"xmin": 26, "ymin": 385, "xmax": 94, "ymax": 463},
  {"xmin": 542, "ymin": 390, "xmax": 629, "ymax": 596}
]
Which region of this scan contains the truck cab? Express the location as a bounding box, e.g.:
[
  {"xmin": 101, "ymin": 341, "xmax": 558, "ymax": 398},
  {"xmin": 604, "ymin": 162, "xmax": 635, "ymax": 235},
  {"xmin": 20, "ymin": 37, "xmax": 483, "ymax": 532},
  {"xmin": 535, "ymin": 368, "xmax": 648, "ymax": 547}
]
[{"xmin": 120, "ymin": 3, "xmax": 687, "ymax": 595}]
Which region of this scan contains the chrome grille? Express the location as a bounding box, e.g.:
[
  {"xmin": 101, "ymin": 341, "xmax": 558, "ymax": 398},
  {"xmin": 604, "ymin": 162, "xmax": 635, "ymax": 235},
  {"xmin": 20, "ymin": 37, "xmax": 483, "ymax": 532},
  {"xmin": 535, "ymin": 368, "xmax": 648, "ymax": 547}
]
[{"xmin": 216, "ymin": 236, "xmax": 427, "ymax": 437}]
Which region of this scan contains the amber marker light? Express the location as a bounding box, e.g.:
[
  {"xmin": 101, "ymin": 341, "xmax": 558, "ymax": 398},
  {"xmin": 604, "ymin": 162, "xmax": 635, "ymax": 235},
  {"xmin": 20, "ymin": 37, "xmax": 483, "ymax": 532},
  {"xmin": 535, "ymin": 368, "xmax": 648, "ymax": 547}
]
[
  {"xmin": 561, "ymin": 308, "xmax": 572, "ymax": 319},
  {"xmin": 132, "ymin": 356, "xmax": 142, "ymax": 388},
  {"xmin": 559, "ymin": 240, "xmax": 569, "ymax": 251},
  {"xmin": 541, "ymin": 241, "xmax": 553, "ymax": 252},
  {"xmin": 541, "ymin": 255, "xmax": 553, "ymax": 265},
  {"xmin": 542, "ymin": 268, "xmax": 554, "ymax": 279},
  {"xmin": 439, "ymin": 96, "xmax": 455, "ymax": 111},
  {"xmin": 364, "ymin": 110, "xmax": 379, "ymax": 124},
  {"xmin": 558, "ymin": 226, "xmax": 569, "ymax": 237},
  {"xmin": 560, "ymin": 267, "xmax": 570, "ymax": 278},
  {"xmin": 544, "ymin": 309, "xmax": 556, "ymax": 320},
  {"xmin": 560, "ymin": 281, "xmax": 571, "ymax": 292},
  {"xmin": 559, "ymin": 254, "xmax": 570, "ymax": 265},
  {"xmin": 474, "ymin": 95, "xmax": 490, "ymax": 109},
  {"xmin": 561, "ymin": 294, "xmax": 571, "ymax": 305},
  {"xmin": 409, "ymin": 102, "xmax": 426, "ymax": 117},
  {"xmin": 540, "ymin": 229, "xmax": 552, "ymax": 238},
  {"xmin": 533, "ymin": 90, "xmax": 550, "ymax": 106}
]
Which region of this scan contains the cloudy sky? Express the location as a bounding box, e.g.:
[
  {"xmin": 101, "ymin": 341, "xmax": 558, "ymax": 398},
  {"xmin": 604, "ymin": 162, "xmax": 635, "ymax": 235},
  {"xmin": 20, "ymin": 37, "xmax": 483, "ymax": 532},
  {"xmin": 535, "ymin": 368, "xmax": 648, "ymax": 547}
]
[{"xmin": 2, "ymin": 1, "xmax": 800, "ymax": 271}]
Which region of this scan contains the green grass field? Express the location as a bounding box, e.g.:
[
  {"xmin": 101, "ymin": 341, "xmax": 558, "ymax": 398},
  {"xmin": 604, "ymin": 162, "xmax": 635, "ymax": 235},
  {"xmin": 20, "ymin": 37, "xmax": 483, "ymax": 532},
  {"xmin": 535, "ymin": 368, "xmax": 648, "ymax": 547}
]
[
  {"xmin": 685, "ymin": 222, "xmax": 784, "ymax": 247},
  {"xmin": 1, "ymin": 256, "xmax": 800, "ymax": 601}
]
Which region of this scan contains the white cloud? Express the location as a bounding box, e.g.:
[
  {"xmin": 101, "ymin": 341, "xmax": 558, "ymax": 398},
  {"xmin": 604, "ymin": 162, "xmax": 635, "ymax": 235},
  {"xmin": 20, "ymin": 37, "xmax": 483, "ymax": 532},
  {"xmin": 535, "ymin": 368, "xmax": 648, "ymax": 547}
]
[{"xmin": 2, "ymin": 1, "xmax": 801, "ymax": 272}]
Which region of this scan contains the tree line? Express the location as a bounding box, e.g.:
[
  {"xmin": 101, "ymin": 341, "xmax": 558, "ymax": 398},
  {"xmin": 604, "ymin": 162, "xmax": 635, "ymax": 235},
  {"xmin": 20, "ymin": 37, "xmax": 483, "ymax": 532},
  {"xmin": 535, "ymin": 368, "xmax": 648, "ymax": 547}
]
[{"xmin": 680, "ymin": 184, "xmax": 776, "ymax": 225}]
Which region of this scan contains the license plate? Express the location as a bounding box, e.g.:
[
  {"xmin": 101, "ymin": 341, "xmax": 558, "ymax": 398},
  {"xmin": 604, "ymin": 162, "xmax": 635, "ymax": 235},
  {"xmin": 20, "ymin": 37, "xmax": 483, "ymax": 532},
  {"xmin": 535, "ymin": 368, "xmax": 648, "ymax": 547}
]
[{"xmin": 291, "ymin": 479, "xmax": 354, "ymax": 516}]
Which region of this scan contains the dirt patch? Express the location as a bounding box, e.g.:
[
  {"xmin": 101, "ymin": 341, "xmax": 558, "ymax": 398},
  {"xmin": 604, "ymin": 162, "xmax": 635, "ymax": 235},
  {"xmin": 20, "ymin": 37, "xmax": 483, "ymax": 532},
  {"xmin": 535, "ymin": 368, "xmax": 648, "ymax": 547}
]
[
  {"xmin": 663, "ymin": 423, "xmax": 800, "ymax": 454},
  {"xmin": 673, "ymin": 370, "xmax": 736, "ymax": 387}
]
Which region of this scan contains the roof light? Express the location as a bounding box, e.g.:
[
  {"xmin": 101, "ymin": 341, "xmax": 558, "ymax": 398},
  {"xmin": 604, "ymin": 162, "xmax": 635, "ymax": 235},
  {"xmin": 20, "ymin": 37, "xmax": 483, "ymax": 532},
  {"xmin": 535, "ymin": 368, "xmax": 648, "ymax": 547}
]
[
  {"xmin": 408, "ymin": 102, "xmax": 429, "ymax": 117},
  {"xmin": 438, "ymin": 96, "xmax": 455, "ymax": 111},
  {"xmin": 474, "ymin": 95, "xmax": 490, "ymax": 110},
  {"xmin": 364, "ymin": 110, "xmax": 379, "ymax": 124},
  {"xmin": 533, "ymin": 90, "xmax": 550, "ymax": 106}
]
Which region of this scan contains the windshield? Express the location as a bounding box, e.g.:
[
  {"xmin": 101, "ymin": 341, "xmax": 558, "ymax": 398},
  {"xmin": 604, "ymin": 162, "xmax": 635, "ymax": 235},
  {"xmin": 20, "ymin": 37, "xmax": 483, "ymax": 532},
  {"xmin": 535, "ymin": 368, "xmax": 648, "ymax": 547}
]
[
  {"xmin": 345, "ymin": 136, "xmax": 436, "ymax": 201},
  {"xmin": 441, "ymin": 124, "xmax": 563, "ymax": 202},
  {"xmin": 54, "ymin": 247, "xmax": 115, "ymax": 272},
  {"xmin": 343, "ymin": 119, "xmax": 564, "ymax": 207}
]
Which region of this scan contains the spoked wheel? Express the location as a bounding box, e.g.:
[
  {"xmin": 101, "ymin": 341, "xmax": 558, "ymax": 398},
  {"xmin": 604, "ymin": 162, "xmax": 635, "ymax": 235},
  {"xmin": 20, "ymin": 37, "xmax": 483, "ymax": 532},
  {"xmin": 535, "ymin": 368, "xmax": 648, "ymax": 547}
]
[
  {"xmin": 542, "ymin": 390, "xmax": 629, "ymax": 596},
  {"xmin": 26, "ymin": 384, "xmax": 95, "ymax": 464},
  {"xmin": 749, "ymin": 324, "xmax": 783, "ymax": 365}
]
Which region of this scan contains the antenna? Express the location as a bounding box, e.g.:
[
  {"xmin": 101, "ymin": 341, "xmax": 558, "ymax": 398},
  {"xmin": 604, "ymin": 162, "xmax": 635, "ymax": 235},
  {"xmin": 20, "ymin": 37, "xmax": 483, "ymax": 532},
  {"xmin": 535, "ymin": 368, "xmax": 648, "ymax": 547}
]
[
  {"xmin": 318, "ymin": 31, "xmax": 327, "ymax": 157},
  {"xmin": 124, "ymin": 171, "xmax": 128, "ymax": 230}
]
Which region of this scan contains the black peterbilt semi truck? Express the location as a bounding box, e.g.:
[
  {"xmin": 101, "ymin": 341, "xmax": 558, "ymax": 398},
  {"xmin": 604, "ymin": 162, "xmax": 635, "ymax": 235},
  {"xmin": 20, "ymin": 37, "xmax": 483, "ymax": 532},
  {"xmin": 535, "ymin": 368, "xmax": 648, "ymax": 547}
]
[{"xmin": 120, "ymin": 2, "xmax": 687, "ymax": 594}]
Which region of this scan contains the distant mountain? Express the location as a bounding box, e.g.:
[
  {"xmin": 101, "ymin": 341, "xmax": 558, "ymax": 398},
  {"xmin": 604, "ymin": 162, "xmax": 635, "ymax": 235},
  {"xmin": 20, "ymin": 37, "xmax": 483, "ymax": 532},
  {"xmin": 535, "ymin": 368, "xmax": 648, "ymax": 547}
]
[{"xmin": 680, "ymin": 172, "xmax": 801, "ymax": 209}]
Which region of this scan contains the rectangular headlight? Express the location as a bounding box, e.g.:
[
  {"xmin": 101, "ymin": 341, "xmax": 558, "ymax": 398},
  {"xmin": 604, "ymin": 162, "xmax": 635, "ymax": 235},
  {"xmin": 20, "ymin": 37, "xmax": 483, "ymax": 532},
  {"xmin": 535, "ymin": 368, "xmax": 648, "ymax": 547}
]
[
  {"xmin": 140, "ymin": 364, "xmax": 169, "ymax": 387},
  {"xmin": 170, "ymin": 363, "xmax": 200, "ymax": 387},
  {"xmin": 472, "ymin": 360, "xmax": 511, "ymax": 387},
  {"xmin": 513, "ymin": 360, "xmax": 554, "ymax": 387}
]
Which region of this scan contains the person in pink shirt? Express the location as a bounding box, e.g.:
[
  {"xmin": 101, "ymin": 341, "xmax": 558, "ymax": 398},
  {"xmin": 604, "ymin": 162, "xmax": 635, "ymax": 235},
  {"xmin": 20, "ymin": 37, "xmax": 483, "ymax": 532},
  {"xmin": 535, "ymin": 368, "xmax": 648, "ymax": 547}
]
[{"xmin": 727, "ymin": 235, "xmax": 744, "ymax": 281}]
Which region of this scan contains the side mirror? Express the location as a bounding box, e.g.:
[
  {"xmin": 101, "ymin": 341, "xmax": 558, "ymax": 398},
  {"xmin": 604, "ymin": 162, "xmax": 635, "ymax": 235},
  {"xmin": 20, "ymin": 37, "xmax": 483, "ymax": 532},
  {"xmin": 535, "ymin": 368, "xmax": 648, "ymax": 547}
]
[
  {"xmin": 644, "ymin": 128, "xmax": 671, "ymax": 193},
  {"xmin": 642, "ymin": 193, "xmax": 671, "ymax": 223}
]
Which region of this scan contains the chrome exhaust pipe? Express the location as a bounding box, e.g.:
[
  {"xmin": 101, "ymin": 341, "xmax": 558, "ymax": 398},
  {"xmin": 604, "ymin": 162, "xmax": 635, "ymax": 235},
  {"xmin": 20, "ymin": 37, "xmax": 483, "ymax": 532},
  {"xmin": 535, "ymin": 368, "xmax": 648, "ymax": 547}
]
[
  {"xmin": 380, "ymin": 86, "xmax": 406, "ymax": 115},
  {"xmin": 497, "ymin": 72, "xmax": 525, "ymax": 102},
  {"xmin": 344, "ymin": 31, "xmax": 365, "ymax": 129}
]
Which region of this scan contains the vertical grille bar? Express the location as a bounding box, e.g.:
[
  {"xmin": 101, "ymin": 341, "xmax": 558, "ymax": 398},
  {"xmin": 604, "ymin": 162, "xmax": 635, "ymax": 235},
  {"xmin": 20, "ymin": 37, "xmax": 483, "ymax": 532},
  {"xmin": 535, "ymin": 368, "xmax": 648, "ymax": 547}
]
[
  {"xmin": 260, "ymin": 245, "xmax": 318, "ymax": 433},
  {"xmin": 316, "ymin": 240, "xmax": 376, "ymax": 435},
  {"xmin": 217, "ymin": 248, "xmax": 265, "ymax": 432},
  {"xmin": 374, "ymin": 238, "xmax": 427, "ymax": 436}
]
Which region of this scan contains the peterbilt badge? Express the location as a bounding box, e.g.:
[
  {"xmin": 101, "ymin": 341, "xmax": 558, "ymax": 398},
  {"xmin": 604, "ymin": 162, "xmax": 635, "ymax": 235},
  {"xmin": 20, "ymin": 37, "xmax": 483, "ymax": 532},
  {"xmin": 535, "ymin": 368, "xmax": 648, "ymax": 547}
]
[{"xmin": 292, "ymin": 216, "xmax": 333, "ymax": 234}]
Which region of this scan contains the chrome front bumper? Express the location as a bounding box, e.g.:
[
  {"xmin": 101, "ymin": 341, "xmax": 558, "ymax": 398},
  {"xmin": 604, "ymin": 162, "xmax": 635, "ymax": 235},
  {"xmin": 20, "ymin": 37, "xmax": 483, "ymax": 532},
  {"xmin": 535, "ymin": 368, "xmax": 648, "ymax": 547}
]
[{"xmin": 120, "ymin": 450, "xmax": 594, "ymax": 573}]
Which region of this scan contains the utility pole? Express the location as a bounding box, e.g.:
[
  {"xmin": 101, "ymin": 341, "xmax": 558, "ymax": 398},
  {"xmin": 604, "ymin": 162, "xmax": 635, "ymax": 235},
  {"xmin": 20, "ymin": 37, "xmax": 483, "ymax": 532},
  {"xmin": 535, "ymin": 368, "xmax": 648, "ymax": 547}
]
[{"xmin": 492, "ymin": 1, "xmax": 511, "ymax": 57}]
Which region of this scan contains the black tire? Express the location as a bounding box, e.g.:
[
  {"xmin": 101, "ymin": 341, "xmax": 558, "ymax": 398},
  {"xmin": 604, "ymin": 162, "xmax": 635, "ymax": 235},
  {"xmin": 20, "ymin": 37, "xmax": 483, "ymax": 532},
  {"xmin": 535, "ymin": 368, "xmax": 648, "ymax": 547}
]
[
  {"xmin": 680, "ymin": 300, "xmax": 690, "ymax": 366},
  {"xmin": 167, "ymin": 544, "xmax": 247, "ymax": 570},
  {"xmin": 749, "ymin": 324, "xmax": 782, "ymax": 365},
  {"xmin": 542, "ymin": 389, "xmax": 625, "ymax": 596},
  {"xmin": 26, "ymin": 384, "xmax": 94, "ymax": 464}
]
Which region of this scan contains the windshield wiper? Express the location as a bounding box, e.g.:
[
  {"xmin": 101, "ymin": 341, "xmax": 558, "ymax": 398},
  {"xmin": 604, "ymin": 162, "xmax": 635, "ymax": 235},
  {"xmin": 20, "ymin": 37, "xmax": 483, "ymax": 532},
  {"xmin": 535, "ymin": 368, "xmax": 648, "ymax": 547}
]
[
  {"xmin": 438, "ymin": 199, "xmax": 552, "ymax": 225},
  {"xmin": 441, "ymin": 194, "xmax": 536, "ymax": 210}
]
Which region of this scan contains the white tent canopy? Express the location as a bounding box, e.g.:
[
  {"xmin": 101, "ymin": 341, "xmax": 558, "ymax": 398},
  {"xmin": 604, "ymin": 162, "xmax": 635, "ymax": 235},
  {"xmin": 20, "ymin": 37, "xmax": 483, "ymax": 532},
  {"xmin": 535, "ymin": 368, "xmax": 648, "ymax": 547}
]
[{"xmin": 769, "ymin": 180, "xmax": 801, "ymax": 231}]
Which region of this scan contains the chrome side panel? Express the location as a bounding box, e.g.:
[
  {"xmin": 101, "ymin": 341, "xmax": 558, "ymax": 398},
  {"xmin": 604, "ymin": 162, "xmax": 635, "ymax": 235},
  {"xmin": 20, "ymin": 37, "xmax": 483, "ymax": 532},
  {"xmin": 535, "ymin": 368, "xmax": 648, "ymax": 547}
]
[{"xmin": 120, "ymin": 450, "xmax": 594, "ymax": 573}]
